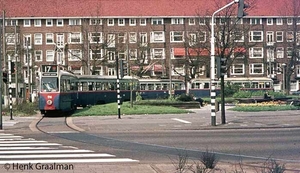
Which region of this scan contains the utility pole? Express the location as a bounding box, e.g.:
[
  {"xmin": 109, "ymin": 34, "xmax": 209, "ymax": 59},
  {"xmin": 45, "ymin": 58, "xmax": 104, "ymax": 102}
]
[{"xmin": 0, "ymin": 11, "xmax": 4, "ymax": 129}]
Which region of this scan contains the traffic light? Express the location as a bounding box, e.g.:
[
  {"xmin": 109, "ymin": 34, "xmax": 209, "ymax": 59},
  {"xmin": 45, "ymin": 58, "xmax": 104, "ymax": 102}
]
[
  {"xmin": 120, "ymin": 60, "xmax": 128, "ymax": 78},
  {"xmin": 2, "ymin": 72, "xmax": 7, "ymax": 83},
  {"xmin": 237, "ymin": 0, "xmax": 249, "ymax": 18},
  {"xmin": 216, "ymin": 57, "xmax": 226, "ymax": 78},
  {"xmin": 10, "ymin": 62, "xmax": 15, "ymax": 73}
]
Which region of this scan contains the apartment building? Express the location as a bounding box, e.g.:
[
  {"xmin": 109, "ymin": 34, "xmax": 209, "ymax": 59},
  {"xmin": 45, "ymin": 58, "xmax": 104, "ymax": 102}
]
[{"xmin": 1, "ymin": 0, "xmax": 300, "ymax": 96}]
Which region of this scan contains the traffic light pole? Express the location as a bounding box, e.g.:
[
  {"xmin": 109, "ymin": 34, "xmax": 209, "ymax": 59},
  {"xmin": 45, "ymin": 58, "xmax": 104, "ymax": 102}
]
[
  {"xmin": 210, "ymin": 0, "xmax": 238, "ymax": 126},
  {"xmin": 116, "ymin": 56, "xmax": 121, "ymax": 119}
]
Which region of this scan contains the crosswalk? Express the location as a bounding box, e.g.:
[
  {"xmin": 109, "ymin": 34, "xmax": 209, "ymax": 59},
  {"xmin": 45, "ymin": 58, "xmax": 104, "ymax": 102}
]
[{"xmin": 0, "ymin": 133, "xmax": 138, "ymax": 164}]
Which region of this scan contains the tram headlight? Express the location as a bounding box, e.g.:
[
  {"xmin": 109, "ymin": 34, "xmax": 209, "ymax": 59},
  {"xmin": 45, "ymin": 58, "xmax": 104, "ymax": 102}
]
[{"xmin": 46, "ymin": 100, "xmax": 53, "ymax": 105}]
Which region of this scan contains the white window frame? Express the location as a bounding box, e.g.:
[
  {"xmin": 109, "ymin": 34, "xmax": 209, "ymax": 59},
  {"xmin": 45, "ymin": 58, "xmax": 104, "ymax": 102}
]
[
  {"xmin": 34, "ymin": 33, "xmax": 42, "ymax": 45},
  {"xmin": 34, "ymin": 19, "xmax": 41, "ymax": 27},
  {"xmin": 286, "ymin": 31, "xmax": 294, "ymax": 42},
  {"xmin": 129, "ymin": 32, "xmax": 137, "ymax": 43},
  {"xmin": 266, "ymin": 18, "xmax": 273, "ymax": 25},
  {"xmin": 230, "ymin": 64, "xmax": 244, "ymax": 75},
  {"xmin": 139, "ymin": 32, "xmax": 147, "ymax": 46},
  {"xmin": 140, "ymin": 18, "xmax": 147, "ymax": 26},
  {"xmin": 276, "ymin": 47, "xmax": 284, "ymax": 58},
  {"xmin": 170, "ymin": 31, "xmax": 184, "ymax": 42},
  {"xmin": 118, "ymin": 18, "xmax": 125, "ymax": 26},
  {"xmin": 68, "ymin": 32, "xmax": 82, "ymax": 44},
  {"xmin": 69, "ymin": 19, "xmax": 81, "ymax": 25},
  {"xmin": 90, "ymin": 18, "xmax": 102, "ymax": 25},
  {"xmin": 89, "ymin": 32, "xmax": 103, "ymax": 43},
  {"xmin": 171, "ymin": 18, "xmax": 184, "ymax": 24},
  {"xmin": 5, "ymin": 33, "xmax": 16, "ymax": 45},
  {"xmin": 118, "ymin": 32, "xmax": 126, "ymax": 43},
  {"xmin": 151, "ymin": 48, "xmax": 165, "ymax": 59},
  {"xmin": 199, "ymin": 18, "xmax": 206, "ymax": 25},
  {"xmin": 24, "ymin": 19, "xmax": 31, "ymax": 27},
  {"xmin": 129, "ymin": 49, "xmax": 137, "ymax": 60},
  {"xmin": 150, "ymin": 31, "xmax": 165, "ymax": 43},
  {"xmin": 35, "ymin": 50, "xmax": 43, "ymax": 62},
  {"xmin": 129, "ymin": 19, "xmax": 136, "ymax": 26},
  {"xmin": 266, "ymin": 31, "xmax": 274, "ymax": 43},
  {"xmin": 189, "ymin": 18, "xmax": 195, "ymax": 25},
  {"xmin": 151, "ymin": 18, "xmax": 164, "ymax": 25},
  {"xmin": 46, "ymin": 50, "xmax": 54, "ymax": 62},
  {"xmin": 46, "ymin": 33, "xmax": 54, "ymax": 44},
  {"xmin": 250, "ymin": 18, "xmax": 262, "ymax": 25},
  {"xmin": 107, "ymin": 34, "xmax": 116, "ymax": 47},
  {"xmin": 57, "ymin": 19, "xmax": 64, "ymax": 26},
  {"xmin": 249, "ymin": 47, "xmax": 263, "ymax": 58},
  {"xmin": 287, "ymin": 18, "xmax": 293, "ymax": 25},
  {"xmin": 68, "ymin": 49, "xmax": 82, "ymax": 61},
  {"xmin": 107, "ymin": 68, "xmax": 116, "ymax": 76},
  {"xmin": 107, "ymin": 51, "xmax": 116, "ymax": 62},
  {"xmin": 46, "ymin": 19, "xmax": 53, "ymax": 27},
  {"xmin": 107, "ymin": 19, "xmax": 114, "ymax": 26},
  {"xmin": 249, "ymin": 31, "xmax": 263, "ymax": 42},
  {"xmin": 249, "ymin": 63, "xmax": 264, "ymax": 74},
  {"xmin": 276, "ymin": 31, "xmax": 284, "ymax": 42},
  {"xmin": 276, "ymin": 18, "xmax": 283, "ymax": 25},
  {"xmin": 90, "ymin": 49, "xmax": 103, "ymax": 60},
  {"xmin": 23, "ymin": 34, "xmax": 32, "ymax": 49}
]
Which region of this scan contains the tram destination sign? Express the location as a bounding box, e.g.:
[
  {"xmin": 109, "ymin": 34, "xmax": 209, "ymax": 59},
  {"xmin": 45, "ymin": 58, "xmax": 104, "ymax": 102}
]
[{"xmin": 41, "ymin": 65, "xmax": 58, "ymax": 76}]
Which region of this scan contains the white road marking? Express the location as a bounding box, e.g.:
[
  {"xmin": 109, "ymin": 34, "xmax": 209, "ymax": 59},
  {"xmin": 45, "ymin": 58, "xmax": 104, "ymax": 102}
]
[
  {"xmin": 0, "ymin": 140, "xmax": 47, "ymax": 144},
  {"xmin": 0, "ymin": 147, "xmax": 53, "ymax": 150},
  {"xmin": 0, "ymin": 153, "xmax": 115, "ymax": 159},
  {"xmin": 0, "ymin": 158, "xmax": 139, "ymax": 164},
  {"xmin": 172, "ymin": 118, "xmax": 192, "ymax": 124},
  {"xmin": 0, "ymin": 150, "xmax": 93, "ymax": 154},
  {"xmin": 0, "ymin": 143, "xmax": 61, "ymax": 147}
]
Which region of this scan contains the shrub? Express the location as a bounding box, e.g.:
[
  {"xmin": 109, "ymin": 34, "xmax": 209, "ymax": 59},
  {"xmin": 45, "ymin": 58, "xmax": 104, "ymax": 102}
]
[{"xmin": 176, "ymin": 94, "xmax": 194, "ymax": 102}]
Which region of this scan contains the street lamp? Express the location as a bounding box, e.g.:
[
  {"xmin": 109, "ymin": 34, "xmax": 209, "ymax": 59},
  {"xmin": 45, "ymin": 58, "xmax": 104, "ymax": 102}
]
[{"xmin": 210, "ymin": 0, "xmax": 239, "ymax": 126}]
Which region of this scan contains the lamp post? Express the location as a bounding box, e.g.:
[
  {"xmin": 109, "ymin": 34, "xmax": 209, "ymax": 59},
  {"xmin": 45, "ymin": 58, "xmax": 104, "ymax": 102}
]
[{"xmin": 210, "ymin": 0, "xmax": 238, "ymax": 126}]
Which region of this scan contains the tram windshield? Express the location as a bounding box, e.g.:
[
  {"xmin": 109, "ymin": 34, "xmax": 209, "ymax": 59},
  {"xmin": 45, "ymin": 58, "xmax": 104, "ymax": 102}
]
[{"xmin": 41, "ymin": 77, "xmax": 58, "ymax": 92}]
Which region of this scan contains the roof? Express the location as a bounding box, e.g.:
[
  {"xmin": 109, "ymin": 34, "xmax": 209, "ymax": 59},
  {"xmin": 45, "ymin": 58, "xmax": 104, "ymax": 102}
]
[{"xmin": 1, "ymin": 0, "xmax": 299, "ymax": 18}]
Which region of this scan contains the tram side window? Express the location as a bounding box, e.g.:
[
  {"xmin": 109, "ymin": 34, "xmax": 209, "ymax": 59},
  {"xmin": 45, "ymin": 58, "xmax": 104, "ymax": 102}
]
[
  {"xmin": 162, "ymin": 84, "xmax": 168, "ymax": 90},
  {"xmin": 148, "ymin": 84, "xmax": 154, "ymax": 90},
  {"xmin": 141, "ymin": 84, "xmax": 146, "ymax": 90},
  {"xmin": 81, "ymin": 82, "xmax": 89, "ymax": 91}
]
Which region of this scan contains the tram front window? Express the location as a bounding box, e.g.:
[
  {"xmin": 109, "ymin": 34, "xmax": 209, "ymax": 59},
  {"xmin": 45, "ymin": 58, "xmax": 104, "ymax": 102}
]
[{"xmin": 41, "ymin": 77, "xmax": 58, "ymax": 92}]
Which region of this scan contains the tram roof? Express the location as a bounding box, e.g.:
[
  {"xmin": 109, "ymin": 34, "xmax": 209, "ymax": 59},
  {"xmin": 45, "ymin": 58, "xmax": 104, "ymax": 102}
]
[
  {"xmin": 77, "ymin": 75, "xmax": 138, "ymax": 81},
  {"xmin": 191, "ymin": 77, "xmax": 273, "ymax": 82}
]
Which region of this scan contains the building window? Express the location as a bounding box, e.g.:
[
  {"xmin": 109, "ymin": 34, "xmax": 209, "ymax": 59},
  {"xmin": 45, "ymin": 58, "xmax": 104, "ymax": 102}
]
[
  {"xmin": 276, "ymin": 47, "xmax": 284, "ymax": 58},
  {"xmin": 68, "ymin": 49, "xmax": 82, "ymax": 61},
  {"xmin": 189, "ymin": 33, "xmax": 197, "ymax": 46},
  {"xmin": 6, "ymin": 19, "xmax": 18, "ymax": 26},
  {"xmin": 24, "ymin": 53, "xmax": 32, "ymax": 66},
  {"xmin": 129, "ymin": 49, "xmax": 137, "ymax": 60},
  {"xmin": 57, "ymin": 19, "xmax": 64, "ymax": 26},
  {"xmin": 107, "ymin": 19, "xmax": 114, "ymax": 26},
  {"xmin": 46, "ymin": 19, "xmax": 53, "ymax": 26},
  {"xmin": 150, "ymin": 31, "xmax": 165, "ymax": 43},
  {"xmin": 118, "ymin": 18, "xmax": 125, "ymax": 26},
  {"xmin": 5, "ymin": 33, "xmax": 16, "ymax": 45},
  {"xmin": 249, "ymin": 31, "xmax": 263, "ymax": 42},
  {"xmin": 107, "ymin": 68, "xmax": 116, "ymax": 76},
  {"xmin": 139, "ymin": 32, "xmax": 147, "ymax": 46},
  {"xmin": 199, "ymin": 18, "xmax": 206, "ymax": 25},
  {"xmin": 24, "ymin": 19, "xmax": 31, "ymax": 27},
  {"xmin": 230, "ymin": 64, "xmax": 244, "ymax": 75},
  {"xmin": 286, "ymin": 31, "xmax": 294, "ymax": 42},
  {"xmin": 90, "ymin": 19, "xmax": 102, "ymax": 25},
  {"xmin": 249, "ymin": 47, "xmax": 263, "ymax": 58},
  {"xmin": 276, "ymin": 18, "xmax": 283, "ymax": 25},
  {"xmin": 118, "ymin": 32, "xmax": 126, "ymax": 43},
  {"xmin": 276, "ymin": 31, "xmax": 283, "ymax": 42},
  {"xmin": 233, "ymin": 31, "xmax": 244, "ymax": 42},
  {"xmin": 287, "ymin": 18, "xmax": 293, "ymax": 25},
  {"xmin": 34, "ymin": 33, "xmax": 42, "ymax": 45},
  {"xmin": 189, "ymin": 18, "xmax": 195, "ymax": 25},
  {"xmin": 151, "ymin": 48, "xmax": 165, "ymax": 59},
  {"xmin": 89, "ymin": 32, "xmax": 103, "ymax": 43},
  {"xmin": 170, "ymin": 31, "xmax": 184, "ymax": 42},
  {"xmin": 69, "ymin": 33, "xmax": 81, "ymax": 44},
  {"xmin": 287, "ymin": 47, "xmax": 293, "ymax": 58},
  {"xmin": 151, "ymin": 18, "xmax": 164, "ymax": 25},
  {"xmin": 35, "ymin": 50, "xmax": 43, "ymax": 61},
  {"xmin": 171, "ymin": 18, "xmax": 184, "ymax": 24},
  {"xmin": 23, "ymin": 35, "xmax": 32, "ymax": 48},
  {"xmin": 140, "ymin": 18, "xmax": 146, "ymax": 26},
  {"xmin": 199, "ymin": 31, "xmax": 206, "ymax": 42},
  {"xmin": 266, "ymin": 31, "xmax": 274, "ymax": 44},
  {"xmin": 90, "ymin": 49, "xmax": 103, "ymax": 60},
  {"xmin": 46, "ymin": 50, "xmax": 54, "ymax": 62},
  {"xmin": 34, "ymin": 19, "xmax": 41, "ymax": 27},
  {"xmin": 107, "ymin": 34, "xmax": 115, "ymax": 47},
  {"xmin": 250, "ymin": 18, "xmax": 262, "ymax": 25},
  {"xmin": 46, "ymin": 33, "xmax": 54, "ymax": 44},
  {"xmin": 249, "ymin": 63, "xmax": 263, "ymax": 74},
  {"xmin": 129, "ymin": 19, "xmax": 136, "ymax": 26},
  {"xmin": 118, "ymin": 51, "xmax": 126, "ymax": 60},
  {"xmin": 266, "ymin": 18, "xmax": 273, "ymax": 25},
  {"xmin": 69, "ymin": 19, "xmax": 81, "ymax": 25},
  {"xmin": 129, "ymin": 32, "xmax": 137, "ymax": 43},
  {"xmin": 107, "ymin": 51, "xmax": 115, "ymax": 61}
]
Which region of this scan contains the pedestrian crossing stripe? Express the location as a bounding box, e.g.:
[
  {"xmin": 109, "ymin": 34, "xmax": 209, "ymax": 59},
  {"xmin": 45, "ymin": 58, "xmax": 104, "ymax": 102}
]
[{"xmin": 0, "ymin": 133, "xmax": 138, "ymax": 164}]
